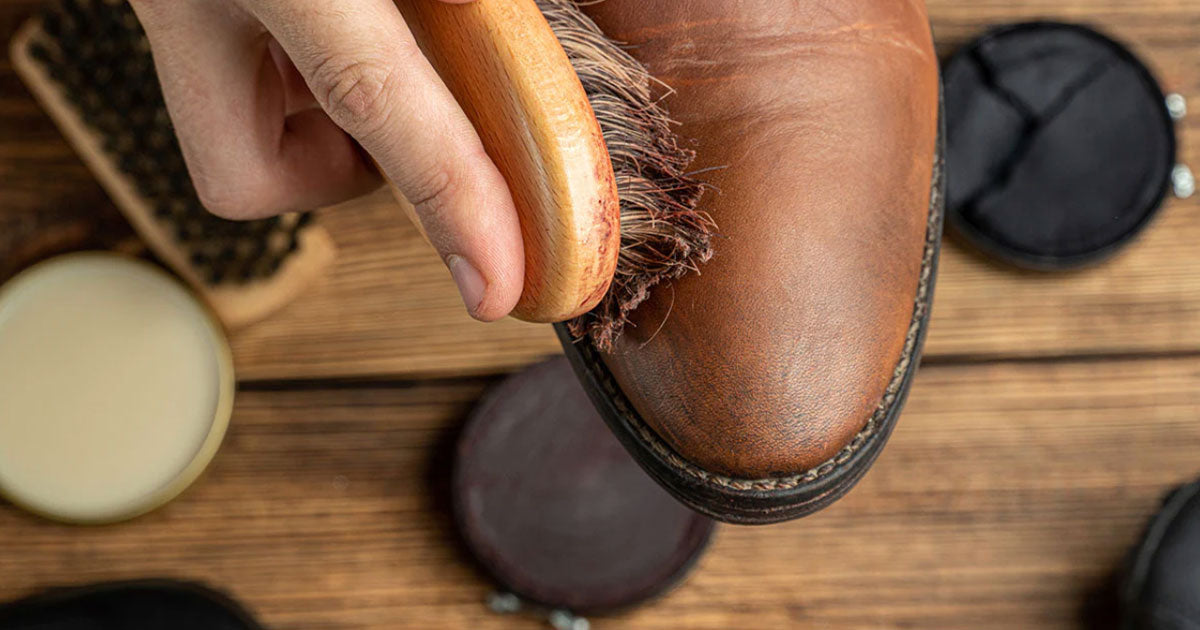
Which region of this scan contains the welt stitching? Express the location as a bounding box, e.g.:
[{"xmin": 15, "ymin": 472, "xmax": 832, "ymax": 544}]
[{"xmin": 581, "ymin": 147, "xmax": 944, "ymax": 492}]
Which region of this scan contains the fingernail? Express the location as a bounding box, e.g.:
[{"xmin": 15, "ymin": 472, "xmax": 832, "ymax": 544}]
[{"xmin": 446, "ymin": 255, "xmax": 486, "ymax": 316}]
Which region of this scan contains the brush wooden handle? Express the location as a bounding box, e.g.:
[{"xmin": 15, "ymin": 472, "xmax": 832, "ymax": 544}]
[{"xmin": 390, "ymin": 0, "xmax": 619, "ymax": 323}]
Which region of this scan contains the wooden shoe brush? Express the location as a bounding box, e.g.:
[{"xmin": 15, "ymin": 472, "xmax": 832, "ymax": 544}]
[
  {"xmin": 393, "ymin": 0, "xmax": 714, "ymax": 347},
  {"xmin": 10, "ymin": 0, "xmax": 335, "ymax": 329}
]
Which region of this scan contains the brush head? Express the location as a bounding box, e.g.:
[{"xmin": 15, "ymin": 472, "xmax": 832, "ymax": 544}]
[
  {"xmin": 395, "ymin": 0, "xmax": 622, "ymax": 324},
  {"xmin": 11, "ymin": 0, "xmax": 335, "ymax": 328},
  {"xmin": 396, "ymin": 0, "xmax": 713, "ymax": 348},
  {"xmin": 16, "ymin": 0, "xmax": 710, "ymax": 342},
  {"xmin": 538, "ymin": 0, "xmax": 713, "ymax": 349}
]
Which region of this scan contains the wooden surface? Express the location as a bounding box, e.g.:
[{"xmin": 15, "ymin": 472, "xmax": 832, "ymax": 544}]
[
  {"xmin": 0, "ymin": 1, "xmax": 1195, "ymax": 380},
  {"xmin": 3, "ymin": 357, "xmax": 1200, "ymax": 629},
  {"xmin": 2, "ymin": 0, "xmax": 1200, "ymax": 628},
  {"xmin": 228, "ymin": 191, "xmax": 562, "ymax": 381}
]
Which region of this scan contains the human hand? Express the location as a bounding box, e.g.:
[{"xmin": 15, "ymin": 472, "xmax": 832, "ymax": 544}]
[{"xmin": 129, "ymin": 0, "xmax": 524, "ymax": 321}]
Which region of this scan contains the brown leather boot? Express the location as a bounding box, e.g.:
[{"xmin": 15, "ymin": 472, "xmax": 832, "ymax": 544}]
[{"xmin": 557, "ymin": 0, "xmax": 944, "ymax": 524}]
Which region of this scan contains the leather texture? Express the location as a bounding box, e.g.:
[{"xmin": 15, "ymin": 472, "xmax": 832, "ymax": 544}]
[{"xmin": 580, "ymin": 0, "xmax": 941, "ymax": 477}]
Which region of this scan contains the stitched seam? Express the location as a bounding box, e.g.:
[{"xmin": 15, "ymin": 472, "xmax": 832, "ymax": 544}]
[{"xmin": 579, "ymin": 147, "xmax": 944, "ymax": 492}]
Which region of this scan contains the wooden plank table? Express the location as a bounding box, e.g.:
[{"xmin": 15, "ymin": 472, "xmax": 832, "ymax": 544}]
[
  {"xmin": 3, "ymin": 0, "xmax": 1199, "ymax": 381},
  {"xmin": 3, "ymin": 357, "xmax": 1200, "ymax": 629},
  {"xmin": 2, "ymin": 0, "xmax": 1200, "ymax": 628}
]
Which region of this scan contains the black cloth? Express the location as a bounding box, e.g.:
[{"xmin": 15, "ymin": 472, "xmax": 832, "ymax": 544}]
[
  {"xmin": 0, "ymin": 581, "xmax": 261, "ymax": 630},
  {"xmin": 1122, "ymin": 479, "xmax": 1200, "ymax": 630},
  {"xmin": 944, "ymin": 22, "xmax": 1175, "ymax": 269}
]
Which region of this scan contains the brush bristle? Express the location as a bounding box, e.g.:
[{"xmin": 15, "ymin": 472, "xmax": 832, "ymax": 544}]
[
  {"xmin": 538, "ymin": 0, "xmax": 714, "ymax": 351},
  {"xmin": 29, "ymin": 0, "xmax": 711, "ymax": 337},
  {"xmin": 28, "ymin": 0, "xmax": 314, "ymax": 286}
]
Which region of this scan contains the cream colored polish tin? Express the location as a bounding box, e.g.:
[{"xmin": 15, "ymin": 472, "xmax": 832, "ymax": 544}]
[{"xmin": 0, "ymin": 252, "xmax": 234, "ymax": 524}]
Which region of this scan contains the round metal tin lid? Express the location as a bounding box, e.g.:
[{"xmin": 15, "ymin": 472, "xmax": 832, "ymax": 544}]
[
  {"xmin": 453, "ymin": 357, "xmax": 714, "ymax": 615},
  {"xmin": 943, "ymin": 22, "xmax": 1177, "ymax": 269},
  {"xmin": 0, "ymin": 253, "xmax": 234, "ymax": 524}
]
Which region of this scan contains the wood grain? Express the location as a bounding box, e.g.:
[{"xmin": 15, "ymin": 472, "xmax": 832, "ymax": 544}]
[
  {"xmin": 3, "ymin": 0, "xmax": 1200, "ymax": 380},
  {"xmin": 2, "ymin": 1, "xmax": 1200, "ymax": 627},
  {"xmin": 3, "ymin": 2, "xmax": 1200, "ymax": 629},
  {"xmin": 228, "ymin": 191, "xmax": 562, "ymax": 381},
  {"xmin": 394, "ymin": 0, "xmax": 620, "ymax": 323},
  {"xmin": 3, "ymin": 356, "xmax": 1199, "ymax": 629}
]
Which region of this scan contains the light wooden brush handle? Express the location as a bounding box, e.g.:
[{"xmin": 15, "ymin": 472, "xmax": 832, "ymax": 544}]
[{"xmin": 390, "ymin": 0, "xmax": 619, "ymax": 323}]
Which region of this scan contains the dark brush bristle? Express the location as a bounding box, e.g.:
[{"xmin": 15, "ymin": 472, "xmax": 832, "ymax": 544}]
[
  {"xmin": 30, "ymin": 0, "xmax": 316, "ymax": 286},
  {"xmin": 538, "ymin": 0, "xmax": 714, "ymax": 350}
]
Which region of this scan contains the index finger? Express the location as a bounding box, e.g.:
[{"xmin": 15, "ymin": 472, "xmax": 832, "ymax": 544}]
[{"xmin": 241, "ymin": 0, "xmax": 524, "ymax": 322}]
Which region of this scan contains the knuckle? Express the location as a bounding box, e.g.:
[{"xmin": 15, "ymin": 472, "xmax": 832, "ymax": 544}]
[
  {"xmin": 408, "ymin": 164, "xmax": 456, "ymax": 219},
  {"xmin": 310, "ymin": 53, "xmax": 403, "ymax": 137},
  {"xmin": 406, "ymin": 144, "xmax": 493, "ymax": 222}
]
